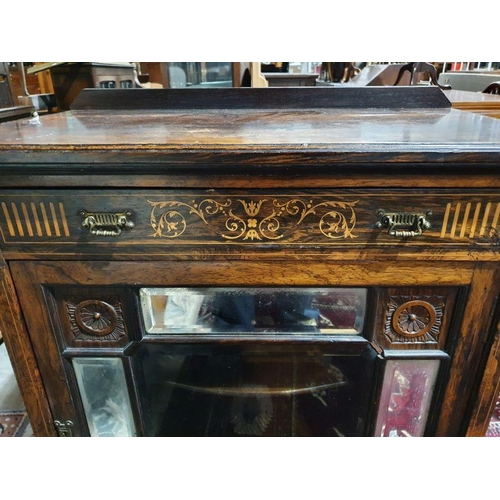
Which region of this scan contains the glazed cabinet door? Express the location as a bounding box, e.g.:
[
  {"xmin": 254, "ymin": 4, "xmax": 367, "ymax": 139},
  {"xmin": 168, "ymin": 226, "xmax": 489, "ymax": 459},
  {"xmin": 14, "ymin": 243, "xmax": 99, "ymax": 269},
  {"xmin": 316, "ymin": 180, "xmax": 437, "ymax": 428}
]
[{"xmin": 8, "ymin": 260, "xmax": 499, "ymax": 437}]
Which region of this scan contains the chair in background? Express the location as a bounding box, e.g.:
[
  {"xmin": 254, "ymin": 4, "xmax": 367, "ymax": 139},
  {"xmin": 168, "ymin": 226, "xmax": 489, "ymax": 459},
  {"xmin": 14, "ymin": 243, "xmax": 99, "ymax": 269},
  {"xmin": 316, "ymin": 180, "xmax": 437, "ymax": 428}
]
[
  {"xmin": 483, "ymin": 82, "xmax": 500, "ymax": 94},
  {"xmin": 394, "ymin": 62, "xmax": 451, "ymax": 89}
]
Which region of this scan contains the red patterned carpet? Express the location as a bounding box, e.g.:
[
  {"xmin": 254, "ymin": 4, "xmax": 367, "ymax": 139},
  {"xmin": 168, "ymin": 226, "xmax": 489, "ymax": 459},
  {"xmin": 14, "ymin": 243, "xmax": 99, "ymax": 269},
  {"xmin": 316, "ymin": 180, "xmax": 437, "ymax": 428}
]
[
  {"xmin": 486, "ymin": 395, "xmax": 500, "ymax": 437},
  {"xmin": 0, "ymin": 411, "xmax": 33, "ymax": 437}
]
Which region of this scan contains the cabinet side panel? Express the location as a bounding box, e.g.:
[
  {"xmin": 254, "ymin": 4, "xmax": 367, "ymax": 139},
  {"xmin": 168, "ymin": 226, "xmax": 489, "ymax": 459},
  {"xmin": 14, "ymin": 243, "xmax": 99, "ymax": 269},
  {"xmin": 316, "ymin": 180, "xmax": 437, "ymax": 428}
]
[
  {"xmin": 466, "ymin": 314, "xmax": 500, "ymax": 436},
  {"xmin": 8, "ymin": 261, "xmax": 85, "ymax": 435},
  {"xmin": 437, "ymin": 265, "xmax": 499, "ymax": 436},
  {"xmin": 0, "ymin": 257, "xmax": 55, "ymax": 436}
]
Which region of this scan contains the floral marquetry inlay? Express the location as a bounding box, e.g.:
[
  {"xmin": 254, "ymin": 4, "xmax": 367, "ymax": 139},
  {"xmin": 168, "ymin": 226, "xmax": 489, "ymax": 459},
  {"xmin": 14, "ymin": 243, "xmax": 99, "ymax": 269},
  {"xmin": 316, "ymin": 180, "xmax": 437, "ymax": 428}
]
[
  {"xmin": 148, "ymin": 197, "xmax": 358, "ymax": 242},
  {"xmin": 384, "ymin": 296, "xmax": 444, "ymax": 344},
  {"xmin": 66, "ymin": 297, "xmax": 126, "ymax": 343}
]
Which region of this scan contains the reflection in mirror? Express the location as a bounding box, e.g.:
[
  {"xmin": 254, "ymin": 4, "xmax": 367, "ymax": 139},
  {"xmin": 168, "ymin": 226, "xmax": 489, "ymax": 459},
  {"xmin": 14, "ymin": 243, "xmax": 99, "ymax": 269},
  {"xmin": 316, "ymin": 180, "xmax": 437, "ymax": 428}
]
[
  {"xmin": 140, "ymin": 287, "xmax": 367, "ymax": 335},
  {"xmin": 73, "ymin": 357, "xmax": 136, "ymax": 437},
  {"xmin": 486, "ymin": 392, "xmax": 500, "ymax": 436},
  {"xmin": 374, "ymin": 358, "xmax": 440, "ymax": 437}
]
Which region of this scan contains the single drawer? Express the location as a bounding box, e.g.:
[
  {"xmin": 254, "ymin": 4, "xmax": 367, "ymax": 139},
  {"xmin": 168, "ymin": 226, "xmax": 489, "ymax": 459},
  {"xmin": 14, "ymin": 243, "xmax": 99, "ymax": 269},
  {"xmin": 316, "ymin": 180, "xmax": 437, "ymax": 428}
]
[{"xmin": 0, "ymin": 189, "xmax": 499, "ymax": 259}]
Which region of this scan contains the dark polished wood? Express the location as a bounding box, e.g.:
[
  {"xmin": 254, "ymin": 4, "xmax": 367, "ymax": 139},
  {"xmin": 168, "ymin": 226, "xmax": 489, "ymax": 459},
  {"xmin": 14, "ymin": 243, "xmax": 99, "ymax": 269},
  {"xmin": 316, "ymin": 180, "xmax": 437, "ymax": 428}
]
[
  {"xmin": 0, "ymin": 189, "xmax": 499, "ymax": 262},
  {"xmin": 0, "ymin": 87, "xmax": 499, "ymax": 437},
  {"xmin": 0, "ymin": 105, "xmax": 35, "ymax": 123},
  {"xmin": 467, "ymin": 310, "xmax": 500, "ymax": 436},
  {"xmin": 68, "ymin": 86, "xmax": 451, "ymax": 110},
  {"xmin": 263, "ymin": 73, "xmax": 318, "ymax": 87}
]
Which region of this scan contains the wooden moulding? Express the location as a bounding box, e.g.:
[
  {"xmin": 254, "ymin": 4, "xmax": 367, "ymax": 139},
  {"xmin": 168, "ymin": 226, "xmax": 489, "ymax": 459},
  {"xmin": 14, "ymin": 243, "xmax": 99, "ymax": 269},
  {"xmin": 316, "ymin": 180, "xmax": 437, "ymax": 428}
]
[
  {"xmin": 1, "ymin": 166, "xmax": 500, "ymax": 188},
  {"xmin": 70, "ymin": 86, "xmax": 452, "ymax": 111}
]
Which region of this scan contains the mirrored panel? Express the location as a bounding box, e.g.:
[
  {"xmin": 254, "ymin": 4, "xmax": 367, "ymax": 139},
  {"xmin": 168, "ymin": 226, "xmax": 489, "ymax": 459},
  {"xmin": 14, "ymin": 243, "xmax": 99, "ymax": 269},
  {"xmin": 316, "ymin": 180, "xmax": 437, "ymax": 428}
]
[
  {"xmin": 486, "ymin": 392, "xmax": 500, "ymax": 437},
  {"xmin": 374, "ymin": 358, "xmax": 440, "ymax": 437},
  {"xmin": 73, "ymin": 357, "xmax": 136, "ymax": 437},
  {"xmin": 140, "ymin": 287, "xmax": 367, "ymax": 335}
]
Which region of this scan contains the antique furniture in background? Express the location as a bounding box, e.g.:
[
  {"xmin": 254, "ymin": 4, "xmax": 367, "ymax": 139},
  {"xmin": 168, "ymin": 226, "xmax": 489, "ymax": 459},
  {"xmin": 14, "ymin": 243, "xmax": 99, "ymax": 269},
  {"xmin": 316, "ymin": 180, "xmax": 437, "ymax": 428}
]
[
  {"xmin": 260, "ymin": 63, "xmax": 290, "ymax": 72},
  {"xmin": 319, "ymin": 62, "xmax": 359, "ymax": 83},
  {"xmin": 140, "ymin": 63, "xmax": 245, "ymax": 88},
  {"xmin": 28, "ymin": 62, "xmax": 139, "ymax": 111},
  {"xmin": 393, "ymin": 62, "xmax": 451, "ymax": 90},
  {"xmin": 261, "ymin": 63, "xmax": 319, "ymax": 87},
  {"xmin": 263, "ymin": 73, "xmax": 318, "ymax": 87},
  {"xmin": 0, "ymin": 63, "xmax": 35, "ymax": 122},
  {"xmin": 0, "ymin": 87, "xmax": 499, "ymax": 437},
  {"xmin": 9, "ymin": 62, "xmax": 56, "ymax": 113}
]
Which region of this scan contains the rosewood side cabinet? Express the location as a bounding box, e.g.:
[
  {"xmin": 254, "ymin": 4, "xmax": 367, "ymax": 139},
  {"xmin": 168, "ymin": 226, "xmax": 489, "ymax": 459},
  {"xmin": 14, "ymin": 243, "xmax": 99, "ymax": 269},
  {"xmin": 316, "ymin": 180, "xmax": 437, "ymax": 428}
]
[{"xmin": 0, "ymin": 87, "xmax": 499, "ymax": 437}]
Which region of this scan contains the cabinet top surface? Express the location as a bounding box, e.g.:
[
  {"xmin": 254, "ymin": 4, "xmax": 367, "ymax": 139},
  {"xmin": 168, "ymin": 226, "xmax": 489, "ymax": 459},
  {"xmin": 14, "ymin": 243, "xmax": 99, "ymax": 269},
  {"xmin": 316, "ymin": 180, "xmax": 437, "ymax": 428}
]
[
  {"xmin": 0, "ymin": 88, "xmax": 499, "ymax": 163},
  {"xmin": 3, "ymin": 107, "xmax": 500, "ymax": 147}
]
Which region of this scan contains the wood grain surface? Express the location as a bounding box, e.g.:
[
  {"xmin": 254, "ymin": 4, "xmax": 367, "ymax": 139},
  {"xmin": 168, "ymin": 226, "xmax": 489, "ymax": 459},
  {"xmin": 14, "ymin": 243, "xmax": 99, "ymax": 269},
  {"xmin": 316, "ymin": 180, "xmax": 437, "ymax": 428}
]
[
  {"xmin": 0, "ymin": 88, "xmax": 499, "ymax": 167},
  {"xmin": 0, "ymin": 87, "xmax": 499, "ymax": 436}
]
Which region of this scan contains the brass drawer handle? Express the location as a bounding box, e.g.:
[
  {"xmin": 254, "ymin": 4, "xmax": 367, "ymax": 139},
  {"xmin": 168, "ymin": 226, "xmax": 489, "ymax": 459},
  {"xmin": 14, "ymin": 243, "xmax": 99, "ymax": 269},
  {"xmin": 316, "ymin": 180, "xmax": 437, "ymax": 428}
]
[
  {"xmin": 375, "ymin": 209, "xmax": 432, "ymax": 237},
  {"xmin": 79, "ymin": 210, "xmax": 134, "ymax": 237}
]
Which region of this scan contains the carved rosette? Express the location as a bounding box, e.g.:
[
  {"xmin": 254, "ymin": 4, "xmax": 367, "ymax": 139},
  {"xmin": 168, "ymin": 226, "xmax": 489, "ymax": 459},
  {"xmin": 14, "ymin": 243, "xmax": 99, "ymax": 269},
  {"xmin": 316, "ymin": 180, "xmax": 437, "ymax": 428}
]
[
  {"xmin": 66, "ymin": 297, "xmax": 126, "ymax": 343},
  {"xmin": 148, "ymin": 197, "xmax": 358, "ymax": 242},
  {"xmin": 384, "ymin": 296, "xmax": 444, "ymax": 344}
]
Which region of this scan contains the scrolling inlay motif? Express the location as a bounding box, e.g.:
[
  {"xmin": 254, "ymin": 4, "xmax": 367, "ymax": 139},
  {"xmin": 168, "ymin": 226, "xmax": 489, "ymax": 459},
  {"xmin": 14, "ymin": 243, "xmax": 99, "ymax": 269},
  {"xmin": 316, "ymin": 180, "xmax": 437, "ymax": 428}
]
[
  {"xmin": 148, "ymin": 198, "xmax": 358, "ymax": 242},
  {"xmin": 384, "ymin": 296, "xmax": 444, "ymax": 344}
]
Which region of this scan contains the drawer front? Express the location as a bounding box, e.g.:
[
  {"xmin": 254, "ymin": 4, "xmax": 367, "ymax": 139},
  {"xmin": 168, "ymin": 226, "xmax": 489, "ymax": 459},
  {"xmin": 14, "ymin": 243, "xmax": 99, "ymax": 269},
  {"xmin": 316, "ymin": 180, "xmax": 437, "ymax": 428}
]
[{"xmin": 0, "ymin": 189, "xmax": 499, "ymax": 258}]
